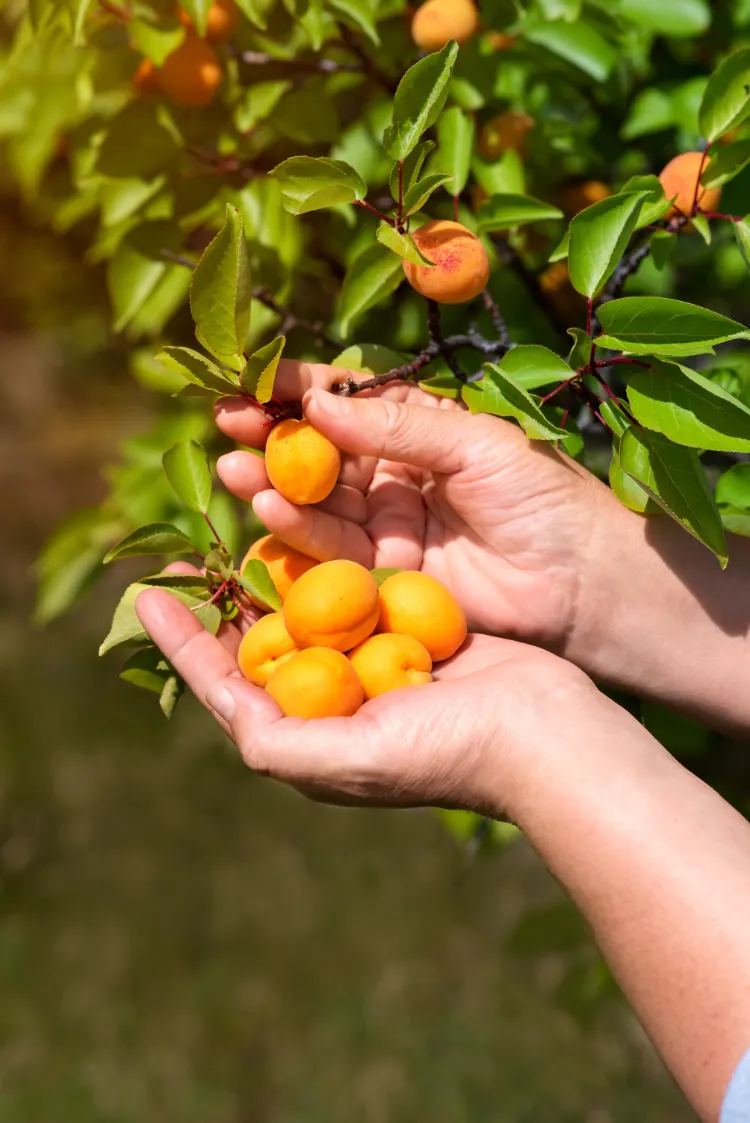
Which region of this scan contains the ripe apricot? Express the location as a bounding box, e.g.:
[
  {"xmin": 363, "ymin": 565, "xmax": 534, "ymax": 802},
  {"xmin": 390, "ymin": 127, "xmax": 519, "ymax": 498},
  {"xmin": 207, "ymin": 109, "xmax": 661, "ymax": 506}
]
[
  {"xmin": 284, "ymin": 560, "xmax": 380, "ymax": 652},
  {"xmin": 478, "ymin": 111, "xmax": 535, "ymax": 159},
  {"xmin": 411, "ymin": 0, "xmax": 479, "ymax": 51},
  {"xmin": 238, "ymin": 612, "xmax": 299, "ymax": 687},
  {"xmin": 539, "ymin": 261, "xmax": 586, "ymax": 320},
  {"xmin": 659, "ymin": 152, "xmax": 721, "ymax": 218},
  {"xmin": 241, "ymin": 534, "xmax": 318, "ymax": 605},
  {"xmin": 265, "ymin": 418, "xmax": 341, "ymax": 506},
  {"xmin": 133, "ymin": 57, "xmax": 160, "ymax": 95},
  {"xmin": 157, "ymin": 33, "xmax": 222, "ymax": 107},
  {"xmin": 266, "ymin": 647, "xmax": 364, "ymax": 718},
  {"xmin": 403, "ymin": 220, "xmax": 490, "ymax": 304},
  {"xmin": 349, "ymin": 633, "xmax": 433, "ymax": 700},
  {"xmin": 561, "ymin": 180, "xmax": 611, "ymax": 216},
  {"xmin": 378, "ymin": 572, "xmax": 467, "ymax": 662},
  {"xmin": 178, "ymin": 0, "xmax": 239, "ymax": 41}
]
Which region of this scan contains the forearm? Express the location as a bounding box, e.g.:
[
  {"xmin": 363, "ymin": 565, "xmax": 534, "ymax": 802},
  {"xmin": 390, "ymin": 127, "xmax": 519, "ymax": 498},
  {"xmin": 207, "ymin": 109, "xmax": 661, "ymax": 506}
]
[
  {"xmin": 569, "ymin": 494, "xmax": 750, "ymax": 732},
  {"xmin": 503, "ymin": 693, "xmax": 750, "ymax": 1122}
]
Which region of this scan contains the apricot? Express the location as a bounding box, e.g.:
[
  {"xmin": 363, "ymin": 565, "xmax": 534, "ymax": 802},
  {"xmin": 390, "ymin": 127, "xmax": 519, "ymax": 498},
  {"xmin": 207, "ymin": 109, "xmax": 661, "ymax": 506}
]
[
  {"xmin": 349, "ymin": 633, "xmax": 433, "ymax": 700},
  {"xmin": 411, "ymin": 0, "xmax": 479, "ymax": 51},
  {"xmin": 157, "ymin": 32, "xmax": 222, "ymax": 107},
  {"xmin": 378, "ymin": 571, "xmax": 467, "ymax": 662},
  {"xmin": 659, "ymin": 151, "xmax": 721, "ymax": 218},
  {"xmin": 265, "ymin": 419, "xmax": 341, "ymax": 506},
  {"xmin": 561, "ymin": 180, "xmax": 611, "ymax": 217},
  {"xmin": 539, "ymin": 261, "xmax": 586, "ymax": 321},
  {"xmin": 178, "ymin": 0, "xmax": 239, "ymax": 41},
  {"xmin": 403, "ymin": 220, "xmax": 490, "ymax": 304},
  {"xmin": 133, "ymin": 57, "xmax": 160, "ymax": 95},
  {"xmin": 266, "ymin": 647, "xmax": 364, "ymax": 718},
  {"xmin": 241, "ymin": 534, "xmax": 318, "ymax": 604},
  {"xmin": 284, "ymin": 560, "xmax": 380, "ymax": 652},
  {"xmin": 237, "ymin": 612, "xmax": 299, "ymax": 687},
  {"xmin": 478, "ymin": 111, "xmax": 535, "ymax": 160}
]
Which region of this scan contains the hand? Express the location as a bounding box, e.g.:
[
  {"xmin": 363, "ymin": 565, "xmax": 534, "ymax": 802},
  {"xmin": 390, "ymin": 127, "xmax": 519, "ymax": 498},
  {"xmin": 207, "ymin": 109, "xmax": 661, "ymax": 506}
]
[
  {"xmin": 135, "ymin": 585, "xmax": 594, "ymax": 814},
  {"xmin": 215, "ymin": 360, "xmax": 614, "ymax": 652}
]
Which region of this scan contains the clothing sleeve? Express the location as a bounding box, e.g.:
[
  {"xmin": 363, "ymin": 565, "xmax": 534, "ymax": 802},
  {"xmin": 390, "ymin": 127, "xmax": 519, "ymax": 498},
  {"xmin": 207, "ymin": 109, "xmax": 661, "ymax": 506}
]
[{"xmin": 722, "ymin": 1048, "xmax": 750, "ymax": 1122}]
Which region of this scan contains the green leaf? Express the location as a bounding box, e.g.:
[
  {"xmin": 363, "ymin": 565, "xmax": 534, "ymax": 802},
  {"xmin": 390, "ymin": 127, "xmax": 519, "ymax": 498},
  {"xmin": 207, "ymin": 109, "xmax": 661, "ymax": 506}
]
[
  {"xmin": 66, "ymin": 0, "xmax": 96, "ymax": 43},
  {"xmin": 716, "ymin": 462, "xmax": 750, "ymax": 507},
  {"xmin": 99, "ymin": 581, "xmax": 222, "ymax": 656},
  {"xmin": 401, "ymin": 173, "xmax": 454, "ymax": 217},
  {"xmin": 241, "ymin": 336, "xmax": 286, "ymax": 403},
  {"xmin": 472, "ymin": 149, "xmax": 525, "ymax": 197},
  {"xmin": 477, "ymin": 193, "xmax": 564, "ymax": 232},
  {"xmin": 434, "ymin": 107, "xmax": 474, "ymax": 198},
  {"xmin": 103, "ymin": 523, "xmax": 195, "ymax": 564},
  {"xmin": 333, "ymin": 343, "xmax": 407, "ymax": 374},
  {"xmin": 523, "ymin": 19, "xmax": 617, "ymax": 82},
  {"xmin": 270, "ymin": 156, "xmax": 367, "ymax": 215},
  {"xmin": 329, "ymin": 0, "xmax": 380, "ymax": 44},
  {"xmin": 235, "ymin": 0, "xmax": 267, "ymax": 31},
  {"xmin": 370, "ymin": 567, "xmax": 403, "ymax": 587},
  {"xmin": 120, "ymin": 648, "xmax": 174, "ymax": 695},
  {"xmin": 734, "ymin": 215, "xmax": 750, "ymax": 269},
  {"xmin": 107, "ymin": 223, "xmax": 179, "ymax": 334},
  {"xmin": 627, "ymin": 358, "xmax": 750, "ymax": 452},
  {"xmin": 376, "ymin": 222, "xmax": 433, "ymax": 265},
  {"xmin": 157, "ymin": 347, "xmax": 241, "ymax": 395},
  {"xmin": 610, "ymin": 443, "xmax": 652, "ymax": 513},
  {"xmin": 568, "ymin": 192, "xmax": 648, "ymax": 299},
  {"xmin": 619, "ymin": 175, "xmax": 672, "ymax": 227},
  {"xmin": 179, "ymin": 0, "xmax": 212, "ymax": 35},
  {"xmin": 651, "ymin": 230, "xmax": 677, "ymax": 271},
  {"xmin": 567, "ymin": 327, "xmax": 593, "ymax": 370},
  {"xmin": 338, "ymin": 243, "xmax": 404, "ymax": 338},
  {"xmin": 163, "ymin": 441, "xmax": 212, "ymax": 514},
  {"xmin": 719, "ymin": 505, "xmax": 750, "ymax": 536},
  {"xmin": 691, "ymin": 214, "xmax": 712, "ymax": 245},
  {"xmin": 701, "ymin": 139, "xmax": 750, "ymax": 188},
  {"xmin": 618, "ymin": 0, "xmax": 710, "ymax": 36},
  {"xmin": 234, "ymin": 81, "xmax": 291, "ymax": 132},
  {"xmin": 699, "ymin": 48, "xmax": 750, "ymax": 143},
  {"xmin": 383, "ymin": 41, "xmax": 459, "ymax": 161},
  {"xmin": 35, "ymin": 509, "xmax": 124, "ymax": 626},
  {"xmin": 597, "ymin": 298, "xmax": 750, "ymax": 356},
  {"xmin": 190, "ymin": 205, "xmax": 252, "ymax": 372},
  {"xmin": 239, "ymin": 560, "xmax": 283, "ymax": 612},
  {"xmin": 621, "ymin": 88, "xmax": 675, "ymax": 140},
  {"xmin": 494, "ymin": 344, "xmax": 574, "ymax": 389},
  {"xmin": 548, "ymin": 228, "xmax": 569, "ymax": 263},
  {"xmin": 619, "ymin": 427, "xmax": 727, "ymax": 565},
  {"xmin": 463, "ymin": 363, "xmax": 568, "ymax": 439},
  {"xmin": 389, "ymin": 141, "xmax": 435, "ymax": 202},
  {"xmin": 127, "ymin": 19, "xmax": 184, "ymax": 65}
]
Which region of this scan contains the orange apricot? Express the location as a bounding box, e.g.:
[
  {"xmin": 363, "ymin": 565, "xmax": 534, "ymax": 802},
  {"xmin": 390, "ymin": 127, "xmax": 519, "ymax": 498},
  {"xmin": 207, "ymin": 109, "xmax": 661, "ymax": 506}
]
[
  {"xmin": 349, "ymin": 633, "xmax": 433, "ymax": 700},
  {"xmin": 178, "ymin": 0, "xmax": 239, "ymax": 41},
  {"xmin": 539, "ymin": 261, "xmax": 586, "ymax": 320},
  {"xmin": 378, "ymin": 571, "xmax": 467, "ymax": 662},
  {"xmin": 238, "ymin": 612, "xmax": 299, "ymax": 687},
  {"xmin": 264, "ymin": 418, "xmax": 341, "ymax": 506},
  {"xmin": 266, "ymin": 647, "xmax": 364, "ymax": 718},
  {"xmin": 403, "ymin": 220, "xmax": 490, "ymax": 304},
  {"xmin": 241, "ymin": 534, "xmax": 318, "ymax": 604},
  {"xmin": 411, "ymin": 0, "xmax": 479, "ymax": 51},
  {"xmin": 478, "ymin": 111, "xmax": 535, "ymax": 159},
  {"xmin": 157, "ymin": 32, "xmax": 222, "ymax": 107},
  {"xmin": 487, "ymin": 30, "xmax": 516, "ymax": 50},
  {"xmin": 133, "ymin": 57, "xmax": 160, "ymax": 95},
  {"xmin": 561, "ymin": 180, "xmax": 611, "ymax": 217},
  {"xmin": 659, "ymin": 151, "xmax": 721, "ymax": 218},
  {"xmin": 284, "ymin": 560, "xmax": 380, "ymax": 652}
]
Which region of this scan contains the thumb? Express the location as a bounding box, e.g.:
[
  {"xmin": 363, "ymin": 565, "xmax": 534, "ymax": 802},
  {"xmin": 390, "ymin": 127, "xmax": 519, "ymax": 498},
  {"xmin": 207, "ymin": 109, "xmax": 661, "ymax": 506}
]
[{"xmin": 304, "ymin": 388, "xmax": 472, "ymax": 474}]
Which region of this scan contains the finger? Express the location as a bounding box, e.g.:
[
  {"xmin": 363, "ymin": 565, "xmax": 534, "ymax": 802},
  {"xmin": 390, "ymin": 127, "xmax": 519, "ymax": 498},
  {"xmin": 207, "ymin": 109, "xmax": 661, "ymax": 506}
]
[
  {"xmin": 217, "ymin": 450, "xmax": 367, "ymax": 523},
  {"xmin": 158, "ymin": 561, "xmax": 249, "ymax": 656},
  {"xmin": 163, "ymin": 561, "xmax": 203, "ymax": 576},
  {"xmin": 252, "ymin": 489, "xmax": 374, "ymax": 566},
  {"xmin": 367, "ymin": 467, "xmax": 425, "ymax": 570}
]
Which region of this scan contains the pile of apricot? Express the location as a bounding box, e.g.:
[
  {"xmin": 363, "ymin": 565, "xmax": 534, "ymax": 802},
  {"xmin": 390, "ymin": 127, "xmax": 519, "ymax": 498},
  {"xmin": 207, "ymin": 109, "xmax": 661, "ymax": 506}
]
[{"xmin": 236, "ymin": 419, "xmax": 467, "ymax": 719}]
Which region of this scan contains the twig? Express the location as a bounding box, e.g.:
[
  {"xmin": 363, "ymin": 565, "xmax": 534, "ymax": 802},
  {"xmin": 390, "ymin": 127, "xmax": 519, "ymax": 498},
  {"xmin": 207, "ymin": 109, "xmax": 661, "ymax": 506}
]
[
  {"xmin": 161, "ymin": 249, "xmax": 196, "ymax": 270},
  {"xmin": 599, "ymin": 241, "xmax": 652, "ymax": 305},
  {"xmin": 482, "ymin": 290, "xmax": 510, "ymax": 349},
  {"xmin": 237, "ymin": 50, "xmax": 360, "ymax": 77},
  {"xmin": 253, "ymin": 288, "xmax": 338, "ymax": 349}
]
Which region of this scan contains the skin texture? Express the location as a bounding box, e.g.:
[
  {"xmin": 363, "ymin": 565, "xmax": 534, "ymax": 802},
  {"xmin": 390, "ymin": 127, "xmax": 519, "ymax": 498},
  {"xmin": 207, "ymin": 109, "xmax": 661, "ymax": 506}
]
[
  {"xmin": 348, "ymin": 633, "xmax": 433, "ymax": 699},
  {"xmin": 403, "ymin": 220, "xmax": 490, "ymax": 304},
  {"xmin": 411, "ymin": 0, "xmax": 479, "ymax": 51},
  {"xmin": 178, "ymin": 0, "xmax": 239, "ymax": 41},
  {"xmin": 659, "ymin": 151, "xmax": 721, "ymax": 217},
  {"xmin": 241, "ymin": 533, "xmax": 318, "ymax": 604},
  {"xmin": 478, "ymin": 111, "xmax": 535, "ymax": 159},
  {"xmin": 561, "ymin": 179, "xmax": 611, "ymax": 216},
  {"xmin": 265, "ymin": 418, "xmax": 341, "ymax": 506},
  {"xmin": 237, "ymin": 612, "xmax": 299, "ymax": 687},
  {"xmin": 378, "ymin": 571, "xmax": 467, "ymax": 661},
  {"xmin": 283, "ymin": 559, "xmax": 380, "ymax": 652},
  {"xmin": 265, "ymin": 647, "xmax": 364, "ymax": 718},
  {"xmin": 157, "ymin": 33, "xmax": 222, "ymax": 108}
]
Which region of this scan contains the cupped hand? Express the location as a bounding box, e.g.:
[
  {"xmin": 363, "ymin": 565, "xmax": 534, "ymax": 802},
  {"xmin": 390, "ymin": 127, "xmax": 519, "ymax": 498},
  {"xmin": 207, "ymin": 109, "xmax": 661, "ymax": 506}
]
[
  {"xmin": 215, "ymin": 361, "xmax": 617, "ymax": 652},
  {"xmin": 135, "ymin": 585, "xmax": 594, "ymax": 815}
]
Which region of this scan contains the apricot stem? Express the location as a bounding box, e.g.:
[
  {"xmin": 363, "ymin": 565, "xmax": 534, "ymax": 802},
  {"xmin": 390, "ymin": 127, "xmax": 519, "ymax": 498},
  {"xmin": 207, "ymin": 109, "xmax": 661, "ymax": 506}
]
[
  {"xmin": 202, "ymin": 512, "xmax": 225, "ymax": 548},
  {"xmin": 354, "ymin": 199, "xmax": 396, "ymax": 226}
]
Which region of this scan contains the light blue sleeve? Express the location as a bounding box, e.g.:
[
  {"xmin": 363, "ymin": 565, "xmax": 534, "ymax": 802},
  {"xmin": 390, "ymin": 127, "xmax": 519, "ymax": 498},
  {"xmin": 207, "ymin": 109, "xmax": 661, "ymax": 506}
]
[{"xmin": 722, "ymin": 1048, "xmax": 750, "ymax": 1122}]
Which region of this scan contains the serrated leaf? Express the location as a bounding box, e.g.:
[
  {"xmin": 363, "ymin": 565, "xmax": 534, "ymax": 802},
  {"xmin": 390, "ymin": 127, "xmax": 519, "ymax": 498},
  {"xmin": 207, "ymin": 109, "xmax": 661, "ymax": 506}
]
[
  {"xmin": 163, "ymin": 440, "xmax": 212, "ymax": 514},
  {"xmin": 620, "ymin": 427, "xmax": 727, "ymax": 564},
  {"xmin": 389, "ymin": 141, "xmax": 435, "ymax": 202},
  {"xmin": 371, "ymin": 567, "xmax": 403, "ymax": 586},
  {"xmin": 699, "ymin": 47, "xmax": 750, "ymax": 143},
  {"xmin": 157, "ymin": 347, "xmax": 241, "ymax": 395},
  {"xmin": 241, "ymin": 336, "xmax": 286, "ymax": 403},
  {"xmin": 190, "ymin": 205, "xmax": 251, "ymax": 372},
  {"xmin": 495, "ymin": 345, "xmax": 574, "ymax": 389},
  {"xmin": 401, "ymin": 173, "xmax": 453, "ymax": 217},
  {"xmin": 383, "ymin": 41, "xmax": 459, "ymax": 162},
  {"xmin": 103, "ymin": 523, "xmax": 195, "ymax": 564},
  {"xmin": 597, "ymin": 297, "xmax": 750, "ymax": 356},
  {"xmin": 463, "ymin": 363, "xmax": 568, "ymax": 439},
  {"xmin": 239, "ymin": 560, "xmax": 283, "ymax": 611},
  {"xmin": 338, "ymin": 243, "xmax": 404, "ymax": 338},
  {"xmin": 120, "ymin": 647, "xmax": 173, "ymax": 695},
  {"xmin": 99, "ymin": 581, "xmax": 221, "ymax": 656},
  {"xmin": 477, "ymin": 193, "xmax": 564, "ymax": 232},
  {"xmin": 434, "ymin": 107, "xmax": 474, "ymax": 198},
  {"xmin": 568, "ymin": 192, "xmax": 648, "ymax": 299},
  {"xmin": 270, "ymin": 156, "xmax": 367, "ymax": 215},
  {"xmin": 376, "ymin": 222, "xmax": 433, "ymax": 265},
  {"xmin": 701, "ymin": 139, "xmax": 750, "ymax": 188},
  {"xmin": 626, "ymin": 357, "xmax": 750, "ymax": 452}
]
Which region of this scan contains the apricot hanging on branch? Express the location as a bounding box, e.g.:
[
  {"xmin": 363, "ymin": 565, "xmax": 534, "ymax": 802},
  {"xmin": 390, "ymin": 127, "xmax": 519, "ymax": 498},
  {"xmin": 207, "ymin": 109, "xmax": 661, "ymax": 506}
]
[
  {"xmin": 157, "ymin": 32, "xmax": 223, "ymax": 107},
  {"xmin": 658, "ymin": 151, "xmax": 721, "ymax": 217},
  {"xmin": 264, "ymin": 419, "xmax": 341, "ymax": 506},
  {"xmin": 411, "ymin": 0, "xmax": 479, "ymax": 51},
  {"xmin": 478, "ymin": 111, "xmax": 535, "ymax": 159},
  {"xmin": 402, "ymin": 220, "xmax": 490, "ymax": 304}
]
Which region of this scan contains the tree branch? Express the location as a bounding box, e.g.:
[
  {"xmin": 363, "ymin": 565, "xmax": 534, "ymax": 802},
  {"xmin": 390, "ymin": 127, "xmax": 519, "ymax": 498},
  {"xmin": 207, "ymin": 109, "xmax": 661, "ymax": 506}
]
[
  {"xmin": 253, "ymin": 288, "xmax": 338, "ymax": 349},
  {"xmin": 236, "ymin": 50, "xmax": 360, "ymax": 77}
]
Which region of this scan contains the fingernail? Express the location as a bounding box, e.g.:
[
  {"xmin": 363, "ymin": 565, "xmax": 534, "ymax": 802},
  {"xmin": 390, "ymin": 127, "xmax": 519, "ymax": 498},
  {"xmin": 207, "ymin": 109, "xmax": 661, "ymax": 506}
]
[
  {"xmin": 206, "ymin": 684, "xmax": 235, "ymax": 722},
  {"xmin": 307, "ymin": 388, "xmax": 349, "ymax": 418}
]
